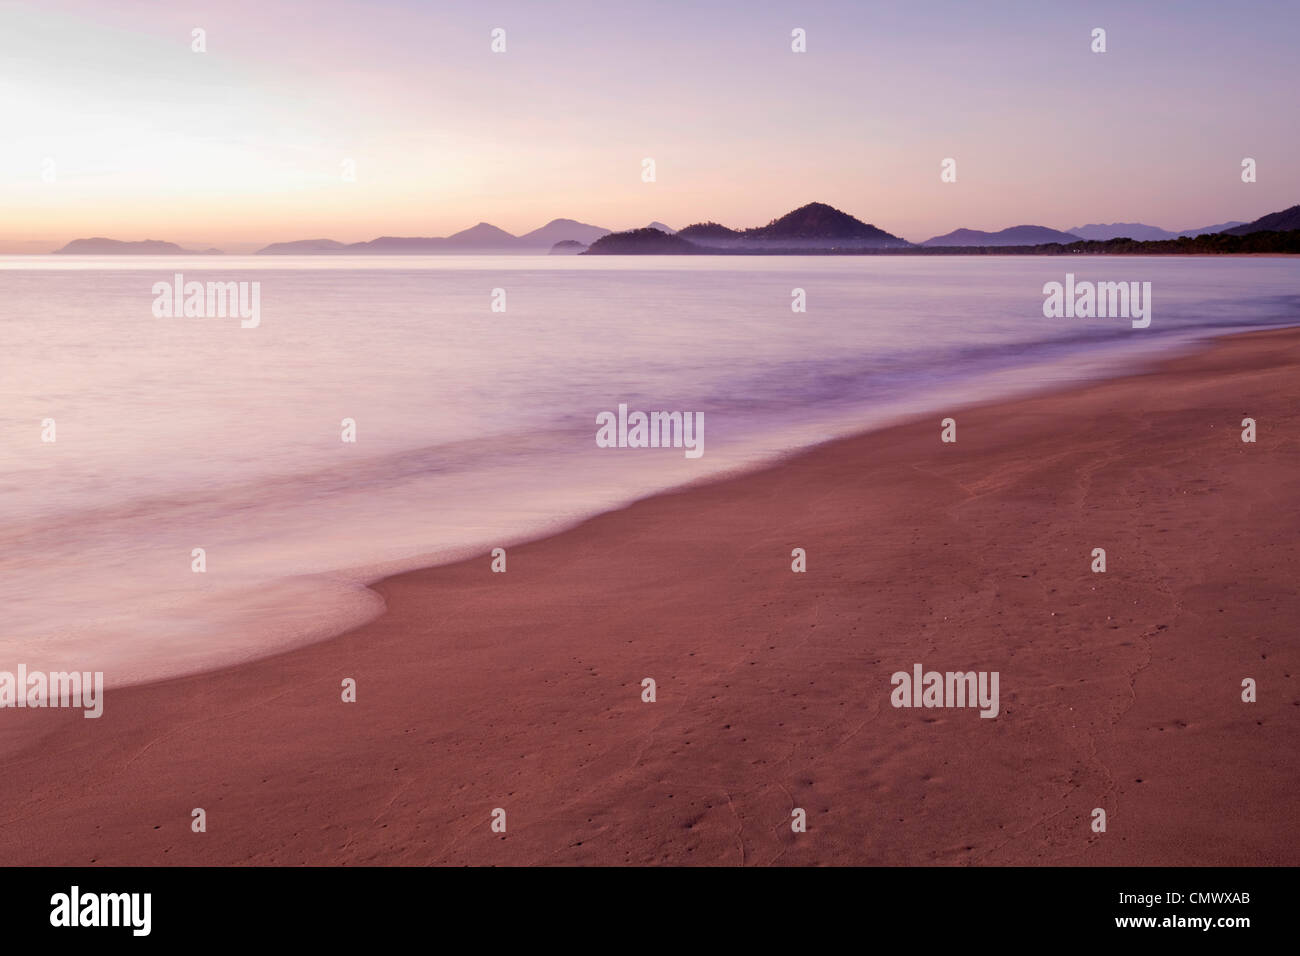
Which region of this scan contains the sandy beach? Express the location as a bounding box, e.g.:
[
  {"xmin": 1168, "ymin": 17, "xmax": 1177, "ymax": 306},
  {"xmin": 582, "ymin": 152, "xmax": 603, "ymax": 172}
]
[{"xmin": 2, "ymin": 326, "xmax": 1297, "ymax": 867}]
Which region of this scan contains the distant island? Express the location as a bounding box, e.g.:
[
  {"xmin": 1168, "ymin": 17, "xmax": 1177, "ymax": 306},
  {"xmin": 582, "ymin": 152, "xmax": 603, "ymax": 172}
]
[
  {"xmin": 53, "ymin": 238, "xmax": 223, "ymax": 255},
  {"xmin": 548, "ymin": 240, "xmax": 587, "ymax": 254},
  {"xmin": 583, "ymin": 228, "xmax": 701, "ymax": 254},
  {"xmin": 671, "ymin": 202, "xmax": 910, "ymax": 250}
]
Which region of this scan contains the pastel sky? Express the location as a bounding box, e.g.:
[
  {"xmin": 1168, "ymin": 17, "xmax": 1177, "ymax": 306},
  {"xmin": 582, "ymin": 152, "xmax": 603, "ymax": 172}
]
[{"xmin": 1, "ymin": 0, "xmax": 1297, "ymax": 251}]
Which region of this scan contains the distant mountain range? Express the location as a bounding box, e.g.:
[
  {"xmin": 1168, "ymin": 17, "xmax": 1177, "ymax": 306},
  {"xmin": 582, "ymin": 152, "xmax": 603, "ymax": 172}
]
[
  {"xmin": 1066, "ymin": 221, "xmax": 1245, "ymax": 241},
  {"xmin": 48, "ymin": 203, "xmax": 1300, "ymax": 256},
  {"xmin": 257, "ymin": 218, "xmax": 619, "ymax": 254},
  {"xmin": 587, "ymin": 201, "xmax": 1300, "ymax": 255},
  {"xmin": 920, "ymin": 225, "xmax": 1081, "ymax": 247}
]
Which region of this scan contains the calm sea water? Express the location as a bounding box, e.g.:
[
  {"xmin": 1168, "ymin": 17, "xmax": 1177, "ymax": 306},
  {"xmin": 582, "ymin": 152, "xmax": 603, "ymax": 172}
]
[{"xmin": 2, "ymin": 254, "xmax": 1297, "ymax": 684}]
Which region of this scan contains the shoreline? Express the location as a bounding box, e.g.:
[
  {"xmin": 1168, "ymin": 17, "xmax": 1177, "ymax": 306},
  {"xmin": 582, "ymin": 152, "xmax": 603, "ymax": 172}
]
[
  {"xmin": 2, "ymin": 325, "xmax": 1298, "ymax": 865},
  {"xmin": 6, "ymin": 314, "xmax": 1243, "ymax": 694}
]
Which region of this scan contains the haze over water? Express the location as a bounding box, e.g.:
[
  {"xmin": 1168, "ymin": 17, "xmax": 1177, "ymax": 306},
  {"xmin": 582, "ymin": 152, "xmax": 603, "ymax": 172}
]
[{"xmin": 2, "ymin": 254, "xmax": 1296, "ymax": 684}]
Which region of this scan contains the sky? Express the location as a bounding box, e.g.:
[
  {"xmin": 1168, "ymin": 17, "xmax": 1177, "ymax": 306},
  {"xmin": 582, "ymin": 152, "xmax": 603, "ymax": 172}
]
[{"xmin": 1, "ymin": 0, "xmax": 1297, "ymax": 251}]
